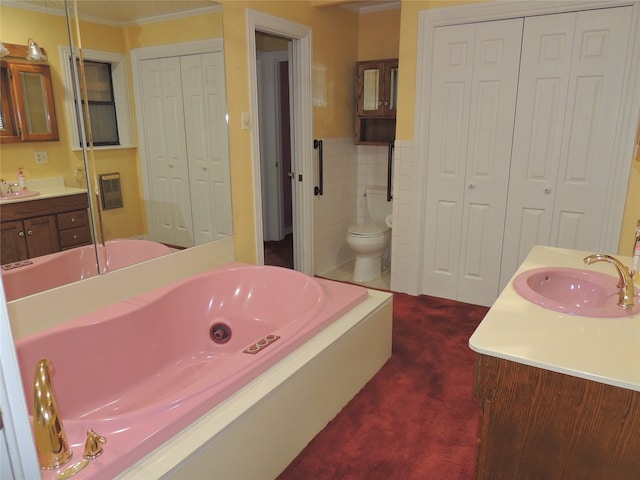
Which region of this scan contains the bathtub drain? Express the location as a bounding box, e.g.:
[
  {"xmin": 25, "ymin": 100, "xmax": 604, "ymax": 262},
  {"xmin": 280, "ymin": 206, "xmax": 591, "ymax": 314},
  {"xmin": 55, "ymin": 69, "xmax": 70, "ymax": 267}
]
[{"xmin": 210, "ymin": 323, "xmax": 232, "ymax": 344}]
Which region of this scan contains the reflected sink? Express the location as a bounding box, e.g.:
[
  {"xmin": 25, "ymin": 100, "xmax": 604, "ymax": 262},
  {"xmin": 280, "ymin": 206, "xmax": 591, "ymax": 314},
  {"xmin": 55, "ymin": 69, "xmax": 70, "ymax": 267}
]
[
  {"xmin": 512, "ymin": 267, "xmax": 640, "ymax": 318},
  {"xmin": 0, "ymin": 190, "xmax": 40, "ymax": 201}
]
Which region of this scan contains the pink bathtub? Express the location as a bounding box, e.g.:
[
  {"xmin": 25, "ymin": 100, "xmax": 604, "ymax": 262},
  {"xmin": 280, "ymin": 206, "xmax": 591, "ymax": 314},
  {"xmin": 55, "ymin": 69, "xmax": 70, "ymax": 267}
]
[
  {"xmin": 16, "ymin": 263, "xmax": 368, "ymax": 479},
  {"xmin": 1, "ymin": 239, "xmax": 175, "ymax": 301}
]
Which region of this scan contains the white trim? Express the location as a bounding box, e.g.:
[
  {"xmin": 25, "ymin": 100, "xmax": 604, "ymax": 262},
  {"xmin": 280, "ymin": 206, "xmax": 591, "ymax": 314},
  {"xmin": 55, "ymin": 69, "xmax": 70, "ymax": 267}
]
[
  {"xmin": 409, "ymin": 0, "xmax": 640, "ymax": 295},
  {"xmin": 246, "ymin": 9, "xmax": 314, "ymax": 274},
  {"xmin": 130, "ymin": 38, "xmax": 225, "ymax": 244},
  {"xmin": 59, "ymin": 46, "xmax": 135, "ymax": 150},
  {"xmin": 3, "ymin": 1, "xmax": 221, "ymax": 28}
]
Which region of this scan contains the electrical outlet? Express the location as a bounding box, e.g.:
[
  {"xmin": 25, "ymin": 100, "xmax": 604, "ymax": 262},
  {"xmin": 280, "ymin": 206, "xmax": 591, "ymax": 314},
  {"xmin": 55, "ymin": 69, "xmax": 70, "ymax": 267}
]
[{"xmin": 34, "ymin": 151, "xmax": 48, "ymax": 164}]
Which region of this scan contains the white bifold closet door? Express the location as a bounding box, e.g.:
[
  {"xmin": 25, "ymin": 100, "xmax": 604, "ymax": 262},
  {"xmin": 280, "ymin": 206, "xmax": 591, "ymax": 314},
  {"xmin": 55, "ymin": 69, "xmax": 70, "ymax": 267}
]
[
  {"xmin": 421, "ymin": 18, "xmax": 523, "ymax": 306},
  {"xmin": 140, "ymin": 52, "xmax": 232, "ymax": 248},
  {"xmin": 422, "ymin": 6, "xmax": 632, "ymax": 306},
  {"xmin": 499, "ymin": 8, "xmax": 632, "ymax": 292}
]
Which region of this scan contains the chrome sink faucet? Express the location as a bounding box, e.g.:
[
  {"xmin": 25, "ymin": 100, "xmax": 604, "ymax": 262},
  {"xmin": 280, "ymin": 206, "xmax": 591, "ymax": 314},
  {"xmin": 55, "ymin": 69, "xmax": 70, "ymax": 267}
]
[
  {"xmin": 33, "ymin": 358, "xmax": 73, "ymax": 470},
  {"xmin": 583, "ymin": 253, "xmax": 635, "ymax": 308}
]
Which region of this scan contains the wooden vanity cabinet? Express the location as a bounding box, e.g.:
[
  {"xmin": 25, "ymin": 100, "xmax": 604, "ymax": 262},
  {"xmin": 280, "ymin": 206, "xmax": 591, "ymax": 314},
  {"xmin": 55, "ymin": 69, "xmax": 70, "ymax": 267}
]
[
  {"xmin": 0, "ymin": 194, "xmax": 90, "ymax": 264},
  {"xmin": 355, "ymin": 59, "xmax": 398, "ymax": 145},
  {"xmin": 474, "ymin": 354, "xmax": 640, "ymax": 480}
]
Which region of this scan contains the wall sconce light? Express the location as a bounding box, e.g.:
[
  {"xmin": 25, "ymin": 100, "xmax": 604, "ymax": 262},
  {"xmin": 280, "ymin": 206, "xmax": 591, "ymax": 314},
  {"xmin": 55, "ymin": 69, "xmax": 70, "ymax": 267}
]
[
  {"xmin": 26, "ymin": 38, "xmax": 47, "ymax": 61},
  {"xmin": 0, "ymin": 41, "xmax": 9, "ymax": 57}
]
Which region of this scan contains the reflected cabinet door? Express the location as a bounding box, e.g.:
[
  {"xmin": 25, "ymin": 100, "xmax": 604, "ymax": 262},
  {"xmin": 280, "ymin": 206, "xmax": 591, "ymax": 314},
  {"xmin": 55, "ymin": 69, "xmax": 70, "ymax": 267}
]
[{"xmin": 0, "ymin": 60, "xmax": 59, "ymax": 142}]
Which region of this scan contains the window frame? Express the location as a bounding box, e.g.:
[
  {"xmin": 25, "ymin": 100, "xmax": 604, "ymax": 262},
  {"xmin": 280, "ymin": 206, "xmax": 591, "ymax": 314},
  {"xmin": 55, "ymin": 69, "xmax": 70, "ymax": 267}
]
[{"xmin": 60, "ymin": 46, "xmax": 134, "ymax": 150}]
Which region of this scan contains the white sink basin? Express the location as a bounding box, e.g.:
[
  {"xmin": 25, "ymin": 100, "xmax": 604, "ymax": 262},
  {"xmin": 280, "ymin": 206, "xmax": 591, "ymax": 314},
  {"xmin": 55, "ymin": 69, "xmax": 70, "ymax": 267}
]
[{"xmin": 512, "ymin": 267, "xmax": 640, "ymax": 318}]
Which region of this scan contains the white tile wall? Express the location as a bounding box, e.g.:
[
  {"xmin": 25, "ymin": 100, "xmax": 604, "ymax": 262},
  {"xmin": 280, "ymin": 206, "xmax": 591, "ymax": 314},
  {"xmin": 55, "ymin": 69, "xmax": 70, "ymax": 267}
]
[
  {"xmin": 313, "ymin": 138, "xmax": 407, "ymax": 282},
  {"xmin": 390, "ymin": 140, "xmax": 414, "ymax": 294},
  {"xmin": 313, "ymin": 138, "xmax": 358, "ymax": 275}
]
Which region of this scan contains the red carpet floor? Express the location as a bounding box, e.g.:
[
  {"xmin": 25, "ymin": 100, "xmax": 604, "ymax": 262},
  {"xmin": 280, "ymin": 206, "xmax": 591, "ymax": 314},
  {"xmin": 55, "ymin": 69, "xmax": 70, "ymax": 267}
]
[{"xmin": 278, "ymin": 292, "xmax": 489, "ymax": 480}]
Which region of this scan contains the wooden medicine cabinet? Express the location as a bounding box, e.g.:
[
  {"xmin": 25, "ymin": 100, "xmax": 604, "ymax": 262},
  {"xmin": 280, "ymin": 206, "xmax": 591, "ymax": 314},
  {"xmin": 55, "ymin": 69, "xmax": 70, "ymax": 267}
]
[
  {"xmin": 0, "ymin": 60, "xmax": 59, "ymax": 143},
  {"xmin": 355, "ymin": 58, "xmax": 398, "ymax": 145}
]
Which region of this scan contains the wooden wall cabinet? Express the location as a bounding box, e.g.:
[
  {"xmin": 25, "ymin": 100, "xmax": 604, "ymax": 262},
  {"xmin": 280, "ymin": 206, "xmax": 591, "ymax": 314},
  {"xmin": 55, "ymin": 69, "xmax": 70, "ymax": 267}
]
[
  {"xmin": 355, "ymin": 59, "xmax": 398, "ymax": 145},
  {"xmin": 474, "ymin": 354, "xmax": 640, "ymax": 480},
  {"xmin": 1, "ymin": 194, "xmax": 91, "ymax": 265},
  {"xmin": 0, "ymin": 60, "xmax": 59, "ymax": 143}
]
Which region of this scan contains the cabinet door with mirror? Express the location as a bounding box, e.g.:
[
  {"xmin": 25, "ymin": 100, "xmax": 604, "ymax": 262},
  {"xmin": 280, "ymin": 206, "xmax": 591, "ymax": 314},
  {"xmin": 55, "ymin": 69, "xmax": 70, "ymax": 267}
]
[
  {"xmin": 356, "ymin": 59, "xmax": 398, "ymax": 117},
  {"xmin": 355, "ymin": 58, "xmax": 398, "ymax": 145},
  {"xmin": 0, "ymin": 60, "xmax": 59, "ymax": 142}
]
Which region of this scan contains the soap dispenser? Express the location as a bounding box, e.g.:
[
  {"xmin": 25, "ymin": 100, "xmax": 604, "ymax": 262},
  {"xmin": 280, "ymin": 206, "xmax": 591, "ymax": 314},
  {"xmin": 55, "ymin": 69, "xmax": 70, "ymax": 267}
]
[{"xmin": 18, "ymin": 168, "xmax": 26, "ymax": 190}]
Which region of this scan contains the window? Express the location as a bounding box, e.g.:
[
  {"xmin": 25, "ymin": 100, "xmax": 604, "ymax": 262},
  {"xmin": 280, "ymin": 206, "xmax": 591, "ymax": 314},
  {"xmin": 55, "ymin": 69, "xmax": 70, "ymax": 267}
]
[
  {"xmin": 76, "ymin": 60, "xmax": 119, "ymax": 146},
  {"xmin": 60, "ymin": 46, "xmax": 134, "ymax": 150}
]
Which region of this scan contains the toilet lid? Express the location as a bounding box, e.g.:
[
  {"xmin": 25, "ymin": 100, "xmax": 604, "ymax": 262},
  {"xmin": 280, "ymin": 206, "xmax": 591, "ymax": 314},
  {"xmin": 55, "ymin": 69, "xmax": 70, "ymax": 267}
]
[{"xmin": 348, "ymin": 222, "xmax": 390, "ymax": 236}]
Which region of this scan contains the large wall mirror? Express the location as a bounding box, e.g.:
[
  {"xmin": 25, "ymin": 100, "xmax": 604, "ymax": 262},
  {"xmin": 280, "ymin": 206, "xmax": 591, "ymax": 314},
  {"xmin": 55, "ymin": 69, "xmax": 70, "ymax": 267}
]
[{"xmin": 0, "ymin": 0, "xmax": 231, "ymax": 301}]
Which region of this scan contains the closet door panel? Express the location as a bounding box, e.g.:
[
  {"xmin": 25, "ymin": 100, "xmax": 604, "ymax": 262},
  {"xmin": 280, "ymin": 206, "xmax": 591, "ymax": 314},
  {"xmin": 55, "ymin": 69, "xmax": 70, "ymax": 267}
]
[
  {"xmin": 181, "ymin": 55, "xmax": 214, "ymax": 246},
  {"xmin": 551, "ymin": 7, "xmax": 632, "ymax": 251},
  {"xmin": 140, "ymin": 58, "xmax": 193, "ymax": 248},
  {"xmin": 499, "ymin": 13, "xmax": 576, "ymax": 290},
  {"xmin": 422, "ymin": 24, "xmax": 475, "ymax": 299},
  {"xmin": 202, "ymin": 53, "xmax": 233, "ymax": 240},
  {"xmin": 457, "ymin": 19, "xmax": 523, "ymax": 305}
]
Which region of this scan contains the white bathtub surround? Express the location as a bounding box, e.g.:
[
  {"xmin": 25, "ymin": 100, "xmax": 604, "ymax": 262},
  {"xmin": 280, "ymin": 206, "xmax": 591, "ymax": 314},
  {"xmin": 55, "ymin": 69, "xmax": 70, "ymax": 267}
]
[
  {"xmin": 8, "ymin": 238, "xmax": 236, "ymax": 339},
  {"xmin": 469, "ymin": 245, "xmax": 640, "ymax": 391},
  {"xmin": 6, "ymin": 237, "xmax": 393, "ymax": 479},
  {"xmin": 118, "ymin": 289, "xmax": 392, "ymax": 479}
]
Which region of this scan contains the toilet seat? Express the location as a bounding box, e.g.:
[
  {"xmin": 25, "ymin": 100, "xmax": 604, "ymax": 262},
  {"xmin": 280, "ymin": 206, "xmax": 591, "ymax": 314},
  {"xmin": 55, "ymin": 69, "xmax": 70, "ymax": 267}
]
[{"xmin": 347, "ymin": 222, "xmax": 389, "ymax": 237}]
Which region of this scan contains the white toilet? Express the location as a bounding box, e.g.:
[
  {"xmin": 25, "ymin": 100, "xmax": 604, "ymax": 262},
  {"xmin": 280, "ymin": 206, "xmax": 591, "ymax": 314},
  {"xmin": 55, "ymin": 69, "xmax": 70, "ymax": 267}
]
[{"xmin": 346, "ymin": 186, "xmax": 393, "ymax": 283}]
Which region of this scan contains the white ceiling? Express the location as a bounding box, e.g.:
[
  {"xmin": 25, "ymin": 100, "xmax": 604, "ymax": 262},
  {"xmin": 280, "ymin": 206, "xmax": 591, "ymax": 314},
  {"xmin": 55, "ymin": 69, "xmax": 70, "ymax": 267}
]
[{"xmin": 4, "ymin": 0, "xmax": 399, "ymax": 26}]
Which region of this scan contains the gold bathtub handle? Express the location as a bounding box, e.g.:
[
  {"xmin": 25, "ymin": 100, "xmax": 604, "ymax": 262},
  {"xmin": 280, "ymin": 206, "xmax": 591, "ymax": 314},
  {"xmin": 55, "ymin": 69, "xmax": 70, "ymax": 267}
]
[{"xmin": 83, "ymin": 428, "xmax": 107, "ymax": 459}]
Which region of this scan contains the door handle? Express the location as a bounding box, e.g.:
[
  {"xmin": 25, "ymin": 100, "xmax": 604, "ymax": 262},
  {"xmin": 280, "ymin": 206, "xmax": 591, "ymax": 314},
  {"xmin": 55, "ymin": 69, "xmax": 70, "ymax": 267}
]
[{"xmin": 288, "ymin": 171, "xmax": 295, "ymax": 179}]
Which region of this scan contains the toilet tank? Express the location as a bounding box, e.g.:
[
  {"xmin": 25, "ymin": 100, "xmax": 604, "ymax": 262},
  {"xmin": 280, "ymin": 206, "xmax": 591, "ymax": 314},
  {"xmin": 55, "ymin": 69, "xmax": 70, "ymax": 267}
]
[{"xmin": 366, "ymin": 187, "xmax": 392, "ymax": 223}]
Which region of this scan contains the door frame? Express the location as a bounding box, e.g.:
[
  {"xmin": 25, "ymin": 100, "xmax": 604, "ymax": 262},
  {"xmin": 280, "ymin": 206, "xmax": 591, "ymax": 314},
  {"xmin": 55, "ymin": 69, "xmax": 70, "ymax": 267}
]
[
  {"xmin": 409, "ymin": 0, "xmax": 640, "ymax": 295},
  {"xmin": 246, "ymin": 9, "xmax": 314, "ymax": 274},
  {"xmin": 130, "ymin": 38, "xmax": 224, "ymax": 243}
]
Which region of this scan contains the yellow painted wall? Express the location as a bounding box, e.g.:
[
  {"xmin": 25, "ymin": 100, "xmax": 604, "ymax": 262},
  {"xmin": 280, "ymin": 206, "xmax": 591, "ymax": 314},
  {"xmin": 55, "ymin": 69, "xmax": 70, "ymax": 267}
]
[
  {"xmin": 358, "ymin": 8, "xmax": 400, "ymax": 60},
  {"xmin": 0, "ymin": 6, "xmax": 85, "ymax": 187}
]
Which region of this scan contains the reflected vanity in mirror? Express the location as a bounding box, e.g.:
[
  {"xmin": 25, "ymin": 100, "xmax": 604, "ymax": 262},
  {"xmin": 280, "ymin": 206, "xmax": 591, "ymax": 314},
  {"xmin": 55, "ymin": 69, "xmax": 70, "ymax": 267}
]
[{"xmin": 0, "ymin": 0, "xmax": 232, "ymax": 300}]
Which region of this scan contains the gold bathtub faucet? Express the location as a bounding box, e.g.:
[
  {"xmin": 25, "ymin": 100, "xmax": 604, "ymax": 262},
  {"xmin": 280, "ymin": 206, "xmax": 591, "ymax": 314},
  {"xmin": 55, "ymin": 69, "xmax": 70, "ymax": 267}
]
[{"xmin": 33, "ymin": 358, "xmax": 73, "ymax": 470}]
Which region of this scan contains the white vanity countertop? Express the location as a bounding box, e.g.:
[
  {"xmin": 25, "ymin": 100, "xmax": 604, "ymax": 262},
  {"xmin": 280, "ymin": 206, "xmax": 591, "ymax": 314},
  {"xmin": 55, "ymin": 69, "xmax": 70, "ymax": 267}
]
[
  {"xmin": 469, "ymin": 245, "xmax": 640, "ymax": 392},
  {"xmin": 0, "ymin": 176, "xmax": 87, "ymax": 204}
]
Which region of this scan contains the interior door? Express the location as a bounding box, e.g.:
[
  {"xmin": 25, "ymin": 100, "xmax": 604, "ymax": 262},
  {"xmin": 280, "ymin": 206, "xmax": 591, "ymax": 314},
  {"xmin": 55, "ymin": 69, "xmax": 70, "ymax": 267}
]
[
  {"xmin": 499, "ymin": 7, "xmax": 633, "ymax": 290},
  {"xmin": 140, "ymin": 57, "xmax": 193, "ymax": 247},
  {"xmin": 421, "ymin": 18, "xmax": 523, "ymax": 304}
]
